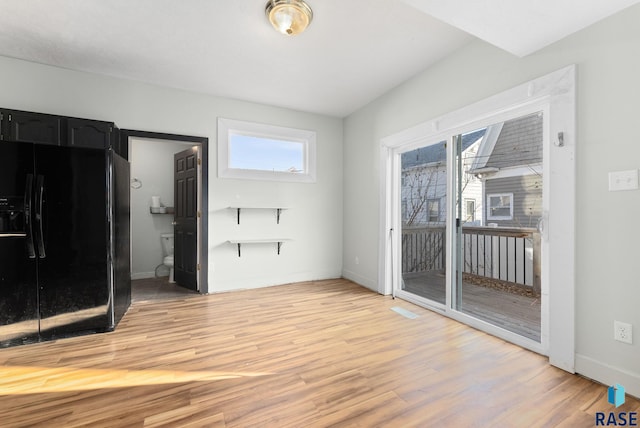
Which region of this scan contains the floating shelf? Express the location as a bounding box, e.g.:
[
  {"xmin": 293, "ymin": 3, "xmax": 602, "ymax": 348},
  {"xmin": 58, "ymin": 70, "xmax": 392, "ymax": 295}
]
[
  {"xmin": 228, "ymin": 206, "xmax": 288, "ymax": 224},
  {"xmin": 150, "ymin": 207, "xmax": 174, "ymax": 215},
  {"xmin": 227, "ymin": 239, "xmax": 292, "ymax": 257}
]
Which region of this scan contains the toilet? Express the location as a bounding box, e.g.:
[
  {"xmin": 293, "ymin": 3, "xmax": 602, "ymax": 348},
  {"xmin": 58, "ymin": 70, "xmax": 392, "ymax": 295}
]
[{"xmin": 160, "ymin": 233, "xmax": 175, "ymax": 283}]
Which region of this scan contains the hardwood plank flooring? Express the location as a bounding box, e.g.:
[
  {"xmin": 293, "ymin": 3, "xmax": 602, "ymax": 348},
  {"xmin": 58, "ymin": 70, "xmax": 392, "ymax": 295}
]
[{"xmin": 0, "ymin": 279, "xmax": 636, "ymax": 427}]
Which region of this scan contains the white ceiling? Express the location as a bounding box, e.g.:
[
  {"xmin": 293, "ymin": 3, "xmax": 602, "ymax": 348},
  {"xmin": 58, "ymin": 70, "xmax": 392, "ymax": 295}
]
[
  {"xmin": 402, "ymin": 0, "xmax": 640, "ymax": 57},
  {"xmin": 0, "ymin": 0, "xmax": 637, "ymax": 117}
]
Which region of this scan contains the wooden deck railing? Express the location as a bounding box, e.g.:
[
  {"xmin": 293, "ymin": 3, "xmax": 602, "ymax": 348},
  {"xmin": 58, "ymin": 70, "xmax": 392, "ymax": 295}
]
[
  {"xmin": 401, "ymin": 225, "xmax": 446, "ymax": 274},
  {"xmin": 401, "ymin": 225, "xmax": 541, "ymax": 294}
]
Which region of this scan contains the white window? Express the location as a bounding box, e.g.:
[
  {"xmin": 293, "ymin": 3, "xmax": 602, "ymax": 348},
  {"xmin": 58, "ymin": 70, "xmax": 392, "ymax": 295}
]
[
  {"xmin": 487, "ymin": 193, "xmax": 513, "ymax": 220},
  {"xmin": 427, "ymin": 198, "xmax": 440, "ymax": 222},
  {"xmin": 218, "ymin": 118, "xmax": 316, "ymax": 183},
  {"xmin": 465, "ymin": 199, "xmax": 476, "ymax": 223}
]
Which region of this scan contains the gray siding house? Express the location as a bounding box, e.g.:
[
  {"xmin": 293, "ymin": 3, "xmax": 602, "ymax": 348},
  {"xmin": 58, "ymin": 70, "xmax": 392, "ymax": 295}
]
[
  {"xmin": 470, "ymin": 112, "xmax": 543, "ymax": 228},
  {"xmin": 400, "ymin": 112, "xmax": 542, "ymax": 229},
  {"xmin": 485, "ymin": 175, "xmax": 542, "ymax": 228}
]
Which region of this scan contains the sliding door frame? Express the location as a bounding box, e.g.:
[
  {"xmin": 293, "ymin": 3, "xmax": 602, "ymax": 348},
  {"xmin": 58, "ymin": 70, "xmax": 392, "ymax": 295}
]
[{"xmin": 379, "ymin": 65, "xmax": 576, "ymax": 372}]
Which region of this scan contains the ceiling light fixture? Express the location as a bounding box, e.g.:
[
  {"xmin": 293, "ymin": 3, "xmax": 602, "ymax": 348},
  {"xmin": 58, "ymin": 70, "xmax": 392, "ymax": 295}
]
[{"xmin": 265, "ymin": 0, "xmax": 313, "ymax": 36}]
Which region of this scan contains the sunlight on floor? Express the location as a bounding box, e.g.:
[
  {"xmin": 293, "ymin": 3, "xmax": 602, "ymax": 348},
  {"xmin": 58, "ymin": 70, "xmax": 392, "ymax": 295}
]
[{"xmin": 0, "ymin": 366, "xmax": 272, "ymax": 395}]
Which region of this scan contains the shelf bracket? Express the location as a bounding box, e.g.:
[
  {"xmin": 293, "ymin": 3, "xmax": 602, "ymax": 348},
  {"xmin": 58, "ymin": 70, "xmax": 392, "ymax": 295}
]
[
  {"xmin": 231, "ymin": 207, "xmax": 285, "ymax": 224},
  {"xmin": 229, "ymin": 239, "xmax": 289, "ymax": 257},
  {"xmin": 236, "ymin": 208, "xmax": 241, "ymax": 224}
]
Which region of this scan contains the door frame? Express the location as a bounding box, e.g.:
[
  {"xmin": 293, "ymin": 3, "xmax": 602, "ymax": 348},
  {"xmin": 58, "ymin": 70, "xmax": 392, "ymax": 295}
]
[
  {"xmin": 121, "ymin": 129, "xmax": 209, "ymax": 295},
  {"xmin": 379, "ymin": 65, "xmax": 575, "ymax": 372}
]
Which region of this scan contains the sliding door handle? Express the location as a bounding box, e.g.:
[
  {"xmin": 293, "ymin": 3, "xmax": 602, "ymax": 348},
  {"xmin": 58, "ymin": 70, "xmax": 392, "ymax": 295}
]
[
  {"xmin": 35, "ymin": 175, "xmax": 46, "ymax": 259},
  {"xmin": 537, "ymin": 211, "xmax": 549, "ymax": 241}
]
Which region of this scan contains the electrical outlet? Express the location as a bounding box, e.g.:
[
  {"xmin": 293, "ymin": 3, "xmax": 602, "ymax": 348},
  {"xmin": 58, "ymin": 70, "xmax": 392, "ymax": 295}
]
[{"xmin": 614, "ymin": 321, "xmax": 633, "ymax": 344}]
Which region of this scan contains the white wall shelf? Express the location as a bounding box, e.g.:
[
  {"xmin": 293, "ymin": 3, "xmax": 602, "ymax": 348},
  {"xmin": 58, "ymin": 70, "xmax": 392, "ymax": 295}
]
[
  {"xmin": 228, "ymin": 206, "xmax": 288, "ymax": 224},
  {"xmin": 228, "ymin": 239, "xmax": 292, "ymax": 257},
  {"xmin": 149, "ymin": 207, "xmax": 174, "ymax": 214}
]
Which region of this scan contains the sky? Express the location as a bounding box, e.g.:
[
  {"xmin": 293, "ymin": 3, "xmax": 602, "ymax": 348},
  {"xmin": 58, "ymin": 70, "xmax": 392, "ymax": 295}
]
[{"xmin": 229, "ymin": 134, "xmax": 304, "ymax": 173}]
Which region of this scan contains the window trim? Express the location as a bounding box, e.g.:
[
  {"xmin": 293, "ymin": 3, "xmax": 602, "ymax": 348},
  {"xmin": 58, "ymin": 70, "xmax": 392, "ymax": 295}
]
[
  {"xmin": 217, "ymin": 117, "xmax": 317, "ymax": 183},
  {"xmin": 465, "ymin": 198, "xmax": 476, "ymax": 223},
  {"xmin": 427, "ymin": 198, "xmax": 441, "ymax": 222},
  {"xmin": 487, "ymin": 193, "xmax": 514, "ymax": 220}
]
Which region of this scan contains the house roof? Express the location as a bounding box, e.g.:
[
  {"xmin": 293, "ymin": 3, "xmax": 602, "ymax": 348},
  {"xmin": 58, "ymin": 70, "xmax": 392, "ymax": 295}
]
[
  {"xmin": 401, "ymin": 129, "xmax": 486, "ymax": 169},
  {"xmin": 483, "ymin": 112, "xmax": 543, "ymax": 169}
]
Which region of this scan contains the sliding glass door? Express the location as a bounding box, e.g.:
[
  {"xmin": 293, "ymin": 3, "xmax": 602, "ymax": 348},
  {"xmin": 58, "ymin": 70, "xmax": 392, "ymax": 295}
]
[
  {"xmin": 453, "ymin": 113, "xmax": 543, "ymax": 342},
  {"xmin": 396, "ymin": 112, "xmax": 544, "ymax": 344},
  {"xmin": 384, "ymin": 66, "xmax": 576, "ymax": 365},
  {"xmin": 399, "ymin": 140, "xmax": 448, "ymax": 305}
]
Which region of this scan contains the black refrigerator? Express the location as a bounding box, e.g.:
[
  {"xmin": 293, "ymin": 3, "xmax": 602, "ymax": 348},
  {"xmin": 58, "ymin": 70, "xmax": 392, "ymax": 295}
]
[{"xmin": 0, "ymin": 140, "xmax": 130, "ymax": 347}]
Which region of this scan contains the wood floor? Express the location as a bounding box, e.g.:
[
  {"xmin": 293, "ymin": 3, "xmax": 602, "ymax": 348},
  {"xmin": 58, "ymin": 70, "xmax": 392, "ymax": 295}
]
[{"xmin": 0, "ymin": 279, "xmax": 636, "ymax": 427}]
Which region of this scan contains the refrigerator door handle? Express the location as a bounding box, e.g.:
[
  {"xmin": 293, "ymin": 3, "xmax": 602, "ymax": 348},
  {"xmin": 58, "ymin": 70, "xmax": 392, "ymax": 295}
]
[
  {"xmin": 35, "ymin": 174, "xmax": 46, "ymax": 259},
  {"xmin": 25, "ymin": 174, "xmax": 36, "ymax": 258}
]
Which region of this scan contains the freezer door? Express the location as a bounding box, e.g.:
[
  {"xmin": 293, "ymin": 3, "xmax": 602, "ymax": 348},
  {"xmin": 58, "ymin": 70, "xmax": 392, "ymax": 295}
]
[
  {"xmin": 0, "ymin": 141, "xmax": 39, "ymax": 347},
  {"xmin": 34, "ymin": 144, "xmax": 110, "ymax": 338},
  {"xmin": 111, "ymin": 151, "xmax": 131, "ymax": 327}
]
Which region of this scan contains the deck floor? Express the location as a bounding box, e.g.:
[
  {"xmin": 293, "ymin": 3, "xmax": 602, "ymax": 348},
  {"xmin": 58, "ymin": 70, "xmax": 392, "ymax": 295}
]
[{"xmin": 403, "ymin": 271, "xmax": 541, "ymax": 341}]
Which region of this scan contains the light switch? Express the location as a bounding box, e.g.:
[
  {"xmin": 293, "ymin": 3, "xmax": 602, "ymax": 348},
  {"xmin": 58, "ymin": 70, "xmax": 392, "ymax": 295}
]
[{"xmin": 608, "ymin": 169, "xmax": 639, "ymax": 191}]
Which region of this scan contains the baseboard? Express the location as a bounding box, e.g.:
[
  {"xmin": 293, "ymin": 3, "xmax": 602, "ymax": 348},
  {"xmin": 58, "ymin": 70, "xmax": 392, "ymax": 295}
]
[
  {"xmin": 342, "ymin": 269, "xmax": 378, "ymax": 293},
  {"xmin": 575, "ymin": 353, "xmax": 640, "ymax": 399},
  {"xmin": 210, "ymin": 270, "xmax": 343, "ymax": 293}
]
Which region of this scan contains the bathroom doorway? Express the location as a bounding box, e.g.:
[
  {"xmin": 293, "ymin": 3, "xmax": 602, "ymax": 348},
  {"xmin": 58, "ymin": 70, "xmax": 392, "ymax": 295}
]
[{"xmin": 121, "ymin": 129, "xmax": 208, "ymax": 299}]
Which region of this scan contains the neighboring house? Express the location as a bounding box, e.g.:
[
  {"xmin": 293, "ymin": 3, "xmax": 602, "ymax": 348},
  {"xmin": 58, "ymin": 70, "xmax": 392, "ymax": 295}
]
[
  {"xmin": 469, "ymin": 112, "xmax": 543, "ymax": 228},
  {"xmin": 400, "ymin": 116, "xmax": 542, "ymax": 286},
  {"xmin": 401, "ymin": 129, "xmax": 486, "ymax": 226},
  {"xmin": 400, "ymin": 112, "xmax": 543, "ymax": 229}
]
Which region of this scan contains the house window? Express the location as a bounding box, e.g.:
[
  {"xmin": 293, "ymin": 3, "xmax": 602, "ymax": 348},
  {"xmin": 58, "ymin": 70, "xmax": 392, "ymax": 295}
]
[
  {"xmin": 427, "ymin": 198, "xmax": 440, "ymax": 222},
  {"xmin": 217, "ymin": 117, "xmax": 316, "ymax": 183},
  {"xmin": 487, "ymin": 193, "xmax": 513, "ymax": 220},
  {"xmin": 465, "ymin": 199, "xmax": 476, "ymax": 223}
]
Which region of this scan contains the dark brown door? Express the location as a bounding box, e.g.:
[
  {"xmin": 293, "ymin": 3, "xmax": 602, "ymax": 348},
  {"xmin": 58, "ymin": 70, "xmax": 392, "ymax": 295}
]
[{"xmin": 174, "ymin": 147, "xmax": 198, "ymax": 290}]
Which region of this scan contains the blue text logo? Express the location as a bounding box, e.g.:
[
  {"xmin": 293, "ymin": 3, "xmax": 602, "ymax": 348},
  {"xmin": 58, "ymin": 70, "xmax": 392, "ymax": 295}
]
[
  {"xmin": 596, "ymin": 384, "xmax": 637, "ymax": 426},
  {"xmin": 609, "ymin": 384, "xmax": 626, "ymax": 408}
]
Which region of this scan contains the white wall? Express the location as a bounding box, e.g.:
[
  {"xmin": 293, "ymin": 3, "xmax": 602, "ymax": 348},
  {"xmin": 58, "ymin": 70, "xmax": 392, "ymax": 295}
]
[
  {"xmin": 343, "ymin": 6, "xmax": 640, "ymax": 395},
  {"xmin": 130, "ymin": 138, "xmax": 193, "ymax": 279},
  {"xmin": 0, "ymin": 55, "xmax": 344, "ymax": 294}
]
